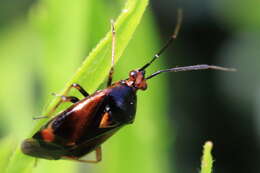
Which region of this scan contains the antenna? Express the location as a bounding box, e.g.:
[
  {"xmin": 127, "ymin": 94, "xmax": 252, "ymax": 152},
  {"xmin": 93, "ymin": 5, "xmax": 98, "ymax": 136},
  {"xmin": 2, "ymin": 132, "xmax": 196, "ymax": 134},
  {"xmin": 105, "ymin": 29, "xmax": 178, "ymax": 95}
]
[
  {"xmin": 146, "ymin": 64, "xmax": 236, "ymax": 80},
  {"xmin": 139, "ymin": 9, "xmax": 183, "ymax": 71}
]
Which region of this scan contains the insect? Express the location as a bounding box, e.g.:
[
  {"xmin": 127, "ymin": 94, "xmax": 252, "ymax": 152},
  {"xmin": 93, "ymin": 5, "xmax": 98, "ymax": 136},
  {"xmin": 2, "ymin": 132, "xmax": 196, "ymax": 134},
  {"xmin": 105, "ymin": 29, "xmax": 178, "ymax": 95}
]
[{"xmin": 21, "ymin": 11, "xmax": 235, "ymax": 163}]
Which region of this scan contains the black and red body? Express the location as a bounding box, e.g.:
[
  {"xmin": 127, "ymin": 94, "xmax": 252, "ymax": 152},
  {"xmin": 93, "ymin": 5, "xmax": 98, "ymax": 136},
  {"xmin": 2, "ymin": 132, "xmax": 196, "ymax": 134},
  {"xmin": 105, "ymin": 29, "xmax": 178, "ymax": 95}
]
[
  {"xmin": 21, "ymin": 13, "xmax": 233, "ymax": 162},
  {"xmin": 22, "ymin": 71, "xmax": 147, "ymax": 160}
]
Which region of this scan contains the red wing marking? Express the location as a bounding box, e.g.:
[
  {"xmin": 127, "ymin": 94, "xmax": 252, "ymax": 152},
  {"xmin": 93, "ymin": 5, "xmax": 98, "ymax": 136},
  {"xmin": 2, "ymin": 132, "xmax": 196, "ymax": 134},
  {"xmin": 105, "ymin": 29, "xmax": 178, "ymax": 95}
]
[{"xmin": 41, "ymin": 128, "xmax": 55, "ymax": 142}]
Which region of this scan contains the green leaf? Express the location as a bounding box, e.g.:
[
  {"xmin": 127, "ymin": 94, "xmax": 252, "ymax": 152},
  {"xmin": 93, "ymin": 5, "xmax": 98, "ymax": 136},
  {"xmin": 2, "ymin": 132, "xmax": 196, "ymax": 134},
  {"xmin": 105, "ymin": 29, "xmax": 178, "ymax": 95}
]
[
  {"xmin": 5, "ymin": 0, "xmax": 148, "ymax": 172},
  {"xmin": 200, "ymin": 141, "xmax": 214, "ymax": 173},
  {"xmin": 0, "ymin": 137, "xmax": 15, "ymax": 173},
  {"xmin": 94, "ymin": 10, "xmax": 171, "ymax": 173}
]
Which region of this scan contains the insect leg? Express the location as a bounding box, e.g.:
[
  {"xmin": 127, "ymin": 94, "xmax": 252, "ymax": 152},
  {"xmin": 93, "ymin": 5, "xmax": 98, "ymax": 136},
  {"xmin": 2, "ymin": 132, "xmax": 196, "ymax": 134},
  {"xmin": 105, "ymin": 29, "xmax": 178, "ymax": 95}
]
[
  {"xmin": 34, "ymin": 158, "xmax": 38, "ymax": 167},
  {"xmin": 52, "ymin": 93, "xmax": 80, "ymax": 103},
  {"xmin": 107, "ymin": 20, "xmax": 116, "ymax": 86},
  {"xmin": 65, "ymin": 83, "xmax": 89, "ymax": 97},
  {"xmin": 52, "ymin": 83, "xmax": 89, "ymax": 102},
  {"xmin": 63, "ymin": 147, "xmax": 102, "ymax": 163},
  {"xmin": 33, "ymin": 95, "xmax": 80, "ymax": 120},
  {"xmin": 60, "ymin": 95, "xmax": 79, "ymax": 103},
  {"xmin": 49, "ymin": 94, "xmax": 80, "ymax": 111},
  {"xmin": 46, "ymin": 83, "xmax": 88, "ymax": 116},
  {"xmin": 33, "ymin": 116, "xmax": 48, "ymax": 120},
  {"xmin": 94, "ymin": 146, "xmax": 102, "ymax": 162}
]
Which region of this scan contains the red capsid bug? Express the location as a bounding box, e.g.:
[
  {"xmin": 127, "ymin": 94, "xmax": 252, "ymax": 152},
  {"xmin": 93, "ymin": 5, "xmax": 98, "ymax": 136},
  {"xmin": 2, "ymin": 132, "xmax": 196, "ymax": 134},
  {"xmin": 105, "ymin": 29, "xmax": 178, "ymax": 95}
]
[{"xmin": 21, "ymin": 10, "xmax": 235, "ymax": 163}]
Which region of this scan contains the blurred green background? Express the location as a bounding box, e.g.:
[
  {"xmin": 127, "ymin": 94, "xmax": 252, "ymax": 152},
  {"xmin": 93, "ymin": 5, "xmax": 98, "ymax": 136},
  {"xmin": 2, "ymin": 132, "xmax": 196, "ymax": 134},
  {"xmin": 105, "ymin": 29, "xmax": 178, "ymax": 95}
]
[{"xmin": 0, "ymin": 0, "xmax": 259, "ymax": 173}]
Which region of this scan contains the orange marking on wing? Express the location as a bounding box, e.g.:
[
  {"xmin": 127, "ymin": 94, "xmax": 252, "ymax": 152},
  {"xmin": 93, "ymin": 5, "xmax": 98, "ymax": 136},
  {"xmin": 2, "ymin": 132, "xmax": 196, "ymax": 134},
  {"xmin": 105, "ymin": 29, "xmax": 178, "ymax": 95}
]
[
  {"xmin": 99, "ymin": 112, "xmax": 111, "ymax": 128},
  {"xmin": 41, "ymin": 128, "xmax": 55, "ymax": 142}
]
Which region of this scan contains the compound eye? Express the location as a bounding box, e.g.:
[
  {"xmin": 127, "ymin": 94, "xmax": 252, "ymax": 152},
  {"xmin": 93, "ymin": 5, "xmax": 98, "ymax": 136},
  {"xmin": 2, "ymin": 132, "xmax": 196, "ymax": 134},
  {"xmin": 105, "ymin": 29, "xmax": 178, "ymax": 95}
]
[{"xmin": 129, "ymin": 70, "xmax": 138, "ymax": 79}]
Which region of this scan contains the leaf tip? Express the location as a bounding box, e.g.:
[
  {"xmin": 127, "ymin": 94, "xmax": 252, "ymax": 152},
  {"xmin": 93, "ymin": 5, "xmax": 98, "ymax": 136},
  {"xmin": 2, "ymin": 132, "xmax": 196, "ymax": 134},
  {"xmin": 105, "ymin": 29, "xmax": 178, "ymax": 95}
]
[
  {"xmin": 200, "ymin": 140, "xmax": 214, "ymax": 173},
  {"xmin": 204, "ymin": 141, "xmax": 213, "ymax": 150}
]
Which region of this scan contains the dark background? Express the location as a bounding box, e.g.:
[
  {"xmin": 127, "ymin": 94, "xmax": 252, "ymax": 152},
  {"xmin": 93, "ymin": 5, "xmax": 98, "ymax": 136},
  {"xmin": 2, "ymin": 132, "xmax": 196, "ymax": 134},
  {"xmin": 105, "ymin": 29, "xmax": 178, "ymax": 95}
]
[{"xmin": 151, "ymin": 0, "xmax": 260, "ymax": 173}]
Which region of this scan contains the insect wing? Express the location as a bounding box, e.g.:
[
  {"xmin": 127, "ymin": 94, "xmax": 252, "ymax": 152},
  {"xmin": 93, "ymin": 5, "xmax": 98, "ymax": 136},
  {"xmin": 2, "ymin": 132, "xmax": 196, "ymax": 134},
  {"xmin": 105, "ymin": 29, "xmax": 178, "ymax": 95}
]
[
  {"xmin": 36, "ymin": 91, "xmax": 121, "ymax": 149},
  {"xmin": 65, "ymin": 126, "xmax": 121, "ymax": 158},
  {"xmin": 41, "ymin": 92, "xmax": 103, "ymax": 143}
]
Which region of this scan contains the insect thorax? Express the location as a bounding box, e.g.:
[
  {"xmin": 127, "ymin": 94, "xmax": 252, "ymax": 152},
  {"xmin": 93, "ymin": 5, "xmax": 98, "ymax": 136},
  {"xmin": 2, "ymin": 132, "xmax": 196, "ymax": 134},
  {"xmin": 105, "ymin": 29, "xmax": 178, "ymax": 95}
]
[{"xmin": 107, "ymin": 84, "xmax": 137, "ymax": 124}]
